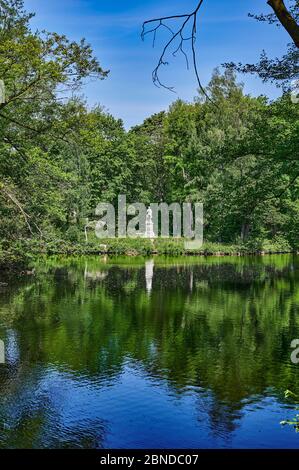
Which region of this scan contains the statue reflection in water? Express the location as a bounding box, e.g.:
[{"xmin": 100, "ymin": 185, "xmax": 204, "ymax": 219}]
[{"xmin": 145, "ymin": 260, "xmax": 154, "ymax": 294}]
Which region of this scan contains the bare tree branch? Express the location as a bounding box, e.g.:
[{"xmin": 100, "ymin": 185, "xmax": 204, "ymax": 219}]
[
  {"xmin": 0, "ymin": 182, "xmax": 43, "ymax": 236},
  {"xmin": 142, "ymin": 1, "xmax": 299, "ymax": 99},
  {"xmin": 142, "ymin": 0, "xmax": 212, "ymax": 102},
  {"xmin": 0, "ymin": 183, "xmax": 33, "ymax": 234}
]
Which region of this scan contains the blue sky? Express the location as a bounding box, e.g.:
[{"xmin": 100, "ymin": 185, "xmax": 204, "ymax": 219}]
[{"xmin": 24, "ymin": 0, "xmax": 289, "ymax": 128}]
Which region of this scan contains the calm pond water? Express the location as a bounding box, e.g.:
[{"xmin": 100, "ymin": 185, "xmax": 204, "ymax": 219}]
[{"xmin": 0, "ymin": 255, "xmax": 299, "ymax": 449}]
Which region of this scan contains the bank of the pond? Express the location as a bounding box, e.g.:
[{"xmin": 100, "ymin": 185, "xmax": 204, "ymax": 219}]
[{"xmin": 0, "ymin": 237, "xmax": 296, "ymax": 273}]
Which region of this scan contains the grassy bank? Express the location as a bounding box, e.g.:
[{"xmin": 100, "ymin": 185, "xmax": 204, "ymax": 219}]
[{"xmin": 0, "ymin": 235, "xmax": 296, "ymax": 272}]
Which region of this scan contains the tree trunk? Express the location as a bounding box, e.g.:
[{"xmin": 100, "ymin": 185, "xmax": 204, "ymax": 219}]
[
  {"xmin": 241, "ymin": 223, "xmax": 250, "ymax": 242},
  {"xmin": 267, "ymin": 0, "xmax": 299, "ymax": 47}
]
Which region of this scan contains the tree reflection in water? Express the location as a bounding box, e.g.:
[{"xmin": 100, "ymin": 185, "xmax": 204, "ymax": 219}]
[{"xmin": 0, "ymin": 255, "xmax": 298, "ymax": 448}]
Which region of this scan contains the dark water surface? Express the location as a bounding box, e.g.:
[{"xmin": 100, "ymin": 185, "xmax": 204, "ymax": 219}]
[{"xmin": 0, "ymin": 255, "xmax": 299, "ymax": 449}]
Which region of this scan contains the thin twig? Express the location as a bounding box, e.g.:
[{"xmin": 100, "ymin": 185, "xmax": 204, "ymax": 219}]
[{"xmin": 142, "ymin": 0, "xmax": 213, "ymax": 102}]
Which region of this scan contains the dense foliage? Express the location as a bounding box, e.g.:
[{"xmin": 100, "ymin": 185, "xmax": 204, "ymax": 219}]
[{"xmin": 0, "ymin": 1, "xmax": 298, "ymax": 265}]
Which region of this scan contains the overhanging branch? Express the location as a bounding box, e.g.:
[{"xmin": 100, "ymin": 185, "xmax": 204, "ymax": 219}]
[
  {"xmin": 267, "ymin": 0, "xmax": 299, "ymax": 47},
  {"xmin": 142, "ymin": 0, "xmax": 212, "ymax": 102}
]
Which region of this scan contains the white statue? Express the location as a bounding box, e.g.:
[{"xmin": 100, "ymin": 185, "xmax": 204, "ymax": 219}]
[{"xmin": 144, "ymin": 207, "xmax": 155, "ymax": 239}]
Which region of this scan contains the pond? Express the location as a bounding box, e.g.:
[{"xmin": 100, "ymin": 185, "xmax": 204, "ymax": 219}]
[{"xmin": 0, "ymin": 255, "xmax": 299, "ymax": 449}]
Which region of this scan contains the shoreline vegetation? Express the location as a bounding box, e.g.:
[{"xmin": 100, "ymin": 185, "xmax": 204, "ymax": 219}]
[{"xmin": 0, "ymin": 237, "xmax": 297, "ymax": 273}]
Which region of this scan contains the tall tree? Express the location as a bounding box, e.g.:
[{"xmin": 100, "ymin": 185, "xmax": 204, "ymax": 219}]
[{"xmin": 0, "ymin": 0, "xmax": 107, "ymax": 236}]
